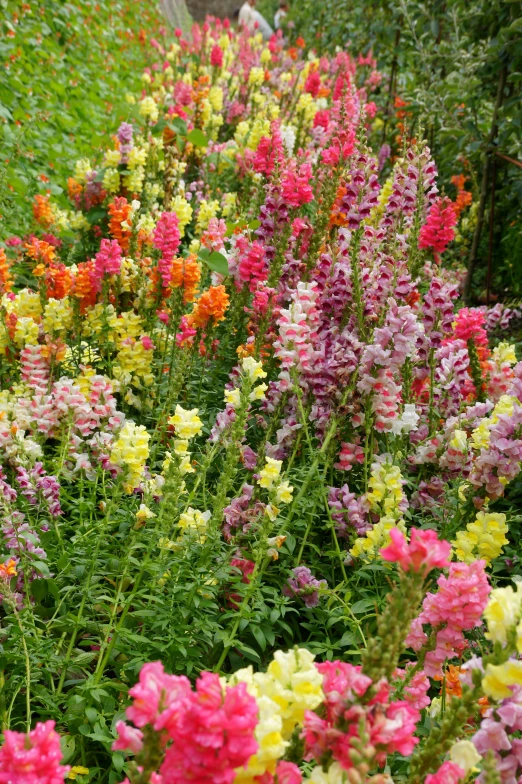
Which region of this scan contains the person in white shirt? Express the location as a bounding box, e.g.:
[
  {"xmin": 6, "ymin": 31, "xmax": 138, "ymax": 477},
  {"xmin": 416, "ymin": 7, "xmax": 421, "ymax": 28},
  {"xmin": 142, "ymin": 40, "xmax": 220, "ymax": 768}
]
[
  {"xmin": 238, "ymin": 0, "xmax": 273, "ymax": 40},
  {"xmin": 274, "ymin": 1, "xmax": 289, "ymax": 29}
]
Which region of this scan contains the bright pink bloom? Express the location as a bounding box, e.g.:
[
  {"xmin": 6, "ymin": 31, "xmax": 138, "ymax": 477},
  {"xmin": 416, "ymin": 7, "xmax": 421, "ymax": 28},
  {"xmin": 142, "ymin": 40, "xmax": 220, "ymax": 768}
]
[
  {"xmin": 380, "ymin": 527, "xmax": 451, "ymax": 575},
  {"xmin": 126, "ymin": 661, "xmax": 191, "ymax": 728},
  {"xmin": 253, "ymin": 122, "xmax": 285, "ymax": 176},
  {"xmin": 210, "ymin": 44, "xmax": 224, "ymax": 67},
  {"xmin": 453, "ymin": 307, "xmax": 488, "ymax": 347},
  {"xmin": 0, "ymin": 720, "xmax": 69, "ymax": 784},
  {"xmin": 159, "ymin": 672, "xmax": 258, "ymax": 784},
  {"xmin": 141, "ymin": 335, "xmax": 154, "ymax": 350},
  {"xmin": 406, "ymin": 561, "xmax": 490, "ymax": 677},
  {"xmin": 112, "ymin": 721, "xmax": 144, "ymax": 754},
  {"xmin": 313, "ymin": 110, "xmax": 330, "ymax": 130},
  {"xmin": 94, "ymin": 238, "xmax": 122, "ymax": 279},
  {"xmin": 321, "ymin": 128, "xmax": 356, "ymax": 166},
  {"xmin": 418, "ymin": 197, "xmax": 457, "ymax": 256},
  {"xmin": 394, "ymin": 666, "xmax": 431, "ymax": 710},
  {"xmin": 153, "ymin": 212, "xmax": 181, "ymax": 288},
  {"xmin": 425, "ymin": 761, "xmax": 465, "ymax": 784},
  {"xmin": 275, "ymin": 761, "xmax": 302, "ymax": 784},
  {"xmin": 238, "ymin": 239, "xmax": 267, "ymax": 291},
  {"xmin": 305, "ymin": 68, "xmax": 321, "ymax": 97},
  {"xmin": 281, "ymin": 162, "xmax": 314, "ymax": 208}
]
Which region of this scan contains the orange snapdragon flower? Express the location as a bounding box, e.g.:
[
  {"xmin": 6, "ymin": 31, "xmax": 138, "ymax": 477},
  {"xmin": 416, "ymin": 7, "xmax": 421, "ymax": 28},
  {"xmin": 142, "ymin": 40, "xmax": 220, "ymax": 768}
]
[
  {"xmin": 187, "ymin": 285, "xmax": 229, "ymax": 329},
  {"xmin": 0, "ymin": 249, "xmax": 13, "ymax": 295},
  {"xmin": 0, "ymin": 558, "xmax": 17, "ymax": 581},
  {"xmin": 170, "ymin": 255, "xmax": 201, "ymax": 303},
  {"xmin": 33, "ymin": 194, "xmax": 54, "ymax": 228},
  {"xmin": 108, "ymin": 196, "xmax": 132, "ymax": 253}
]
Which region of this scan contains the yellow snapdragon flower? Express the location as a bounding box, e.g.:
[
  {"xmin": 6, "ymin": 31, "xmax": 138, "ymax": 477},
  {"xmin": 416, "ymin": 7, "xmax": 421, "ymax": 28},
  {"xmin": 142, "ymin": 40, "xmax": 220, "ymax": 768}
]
[
  {"xmin": 110, "ymin": 422, "xmax": 150, "ymax": 492},
  {"xmin": 178, "ymin": 507, "xmax": 211, "ymax": 541},
  {"xmin": 453, "ymin": 511, "xmax": 508, "ymax": 565},
  {"xmin": 484, "ymin": 584, "xmax": 522, "ymax": 645},
  {"xmin": 168, "ymin": 405, "xmax": 203, "ymax": 440},
  {"xmin": 43, "ymin": 297, "xmax": 73, "ymax": 335},
  {"xmin": 242, "ymin": 356, "xmax": 267, "ymax": 382},
  {"xmin": 259, "ymin": 458, "xmax": 282, "ymax": 489}
]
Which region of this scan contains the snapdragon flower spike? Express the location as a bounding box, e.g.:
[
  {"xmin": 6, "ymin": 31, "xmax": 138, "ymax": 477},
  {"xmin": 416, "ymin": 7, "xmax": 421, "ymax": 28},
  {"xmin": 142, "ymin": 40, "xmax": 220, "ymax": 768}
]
[
  {"xmin": 418, "ymin": 196, "xmax": 457, "ymax": 257},
  {"xmin": 425, "ymin": 761, "xmax": 466, "ymax": 784},
  {"xmin": 153, "ymin": 211, "xmax": 181, "ymax": 288},
  {"xmin": 380, "ymin": 527, "xmax": 451, "ymax": 576},
  {"xmin": 0, "ymin": 720, "xmax": 69, "ymax": 783},
  {"xmin": 94, "ymin": 238, "xmax": 122, "ymax": 282},
  {"xmin": 406, "ymin": 560, "xmax": 491, "ymax": 677}
]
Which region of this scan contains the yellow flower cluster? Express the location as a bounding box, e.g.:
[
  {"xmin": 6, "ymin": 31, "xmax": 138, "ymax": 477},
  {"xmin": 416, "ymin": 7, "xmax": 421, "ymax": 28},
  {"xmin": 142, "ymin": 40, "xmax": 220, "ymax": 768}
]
[
  {"xmin": 227, "ymin": 648, "xmax": 324, "ymax": 782},
  {"xmin": 43, "ymin": 298, "xmax": 73, "ymax": 335},
  {"xmin": 481, "ymin": 584, "xmax": 522, "ymax": 700},
  {"xmin": 163, "ymin": 406, "xmax": 203, "ymax": 488},
  {"xmin": 110, "ymin": 422, "xmax": 150, "ymax": 492},
  {"xmin": 170, "ymin": 195, "xmax": 193, "ymax": 236},
  {"xmin": 168, "ymin": 405, "xmax": 203, "ymax": 440},
  {"xmin": 195, "ymin": 199, "xmax": 220, "ymax": 235},
  {"xmin": 225, "ymin": 358, "xmax": 268, "ymax": 409},
  {"xmin": 113, "ymin": 338, "xmax": 154, "ymax": 391},
  {"xmin": 453, "ymin": 511, "xmax": 509, "ymax": 565},
  {"xmin": 178, "ymin": 507, "xmax": 211, "ymax": 543},
  {"xmin": 351, "ymin": 461, "xmax": 407, "ymax": 560}
]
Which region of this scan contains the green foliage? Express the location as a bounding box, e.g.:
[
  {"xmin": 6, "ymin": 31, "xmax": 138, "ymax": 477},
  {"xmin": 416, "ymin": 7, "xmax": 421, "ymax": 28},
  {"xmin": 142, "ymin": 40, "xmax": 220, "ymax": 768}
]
[{"xmin": 0, "ymin": 0, "xmax": 164, "ymax": 237}]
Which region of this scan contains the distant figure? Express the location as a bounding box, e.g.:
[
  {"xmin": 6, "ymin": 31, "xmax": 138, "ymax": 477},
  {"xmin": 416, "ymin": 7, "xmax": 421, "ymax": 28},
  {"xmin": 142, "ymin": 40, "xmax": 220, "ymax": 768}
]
[
  {"xmin": 274, "ymin": 0, "xmax": 289, "ymax": 29},
  {"xmin": 238, "ymin": 0, "xmax": 274, "ymax": 40}
]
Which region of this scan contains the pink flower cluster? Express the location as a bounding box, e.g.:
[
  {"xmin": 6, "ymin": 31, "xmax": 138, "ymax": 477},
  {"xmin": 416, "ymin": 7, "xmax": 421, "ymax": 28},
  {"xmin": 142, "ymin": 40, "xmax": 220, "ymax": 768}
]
[
  {"xmin": 153, "ymin": 211, "xmax": 181, "ymax": 288},
  {"xmin": 281, "ymin": 162, "xmax": 314, "ymax": 208},
  {"xmin": 380, "ymin": 527, "xmax": 451, "ymax": 576},
  {"xmin": 94, "ymin": 238, "xmax": 122, "ymax": 282},
  {"xmin": 113, "ymin": 661, "xmax": 259, "ymax": 784},
  {"xmin": 303, "ymin": 661, "xmax": 420, "ymax": 770},
  {"xmin": 418, "ymin": 196, "xmax": 457, "ymax": 257},
  {"xmin": 425, "ymin": 761, "xmax": 465, "ymax": 784},
  {"xmin": 0, "ymin": 720, "xmax": 69, "ymax": 784},
  {"xmin": 406, "ymin": 561, "xmax": 491, "ymax": 676}
]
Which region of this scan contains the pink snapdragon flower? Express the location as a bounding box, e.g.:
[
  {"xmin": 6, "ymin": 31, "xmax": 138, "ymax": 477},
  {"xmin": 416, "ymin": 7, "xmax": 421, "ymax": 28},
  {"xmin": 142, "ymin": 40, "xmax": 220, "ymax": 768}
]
[
  {"xmin": 113, "ymin": 721, "xmax": 144, "ymax": 754},
  {"xmin": 210, "ymin": 43, "xmax": 223, "ymax": 67},
  {"xmin": 406, "ymin": 561, "xmax": 490, "ymax": 676},
  {"xmin": 380, "ymin": 527, "xmax": 451, "ymax": 575},
  {"xmin": 153, "ymin": 211, "xmax": 181, "ymax": 288},
  {"xmin": 126, "ymin": 661, "xmax": 191, "ymax": 728},
  {"xmin": 94, "ymin": 238, "xmax": 122, "ymax": 279},
  {"xmin": 0, "ymin": 720, "xmax": 69, "ymax": 784},
  {"xmin": 159, "ymin": 671, "xmax": 258, "ymax": 783},
  {"xmin": 253, "ymin": 122, "xmax": 285, "ymax": 176},
  {"xmin": 418, "ymin": 196, "xmax": 457, "ymax": 257},
  {"xmin": 453, "ymin": 307, "xmax": 488, "ymax": 347},
  {"xmin": 425, "ymin": 761, "xmax": 465, "ymax": 784},
  {"xmin": 281, "ymin": 162, "xmax": 314, "ymax": 207}
]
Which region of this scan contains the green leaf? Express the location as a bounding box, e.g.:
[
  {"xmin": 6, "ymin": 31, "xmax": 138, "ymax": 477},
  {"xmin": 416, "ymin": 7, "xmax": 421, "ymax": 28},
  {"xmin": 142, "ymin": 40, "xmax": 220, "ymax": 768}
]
[
  {"xmin": 59, "ymin": 735, "xmax": 76, "ymax": 764},
  {"xmin": 30, "ymin": 578, "xmax": 48, "ymax": 603},
  {"xmin": 250, "ymin": 624, "xmax": 267, "ymax": 651},
  {"xmin": 169, "ymin": 117, "xmax": 188, "ymax": 136},
  {"xmin": 187, "ymin": 128, "xmax": 208, "ymax": 147},
  {"xmin": 112, "ymin": 752, "xmax": 125, "ymax": 773},
  {"xmin": 350, "ymin": 598, "xmax": 375, "ymax": 614},
  {"xmin": 199, "ymin": 250, "xmax": 229, "ymax": 276},
  {"xmin": 33, "ymin": 560, "xmax": 51, "ymax": 578}
]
